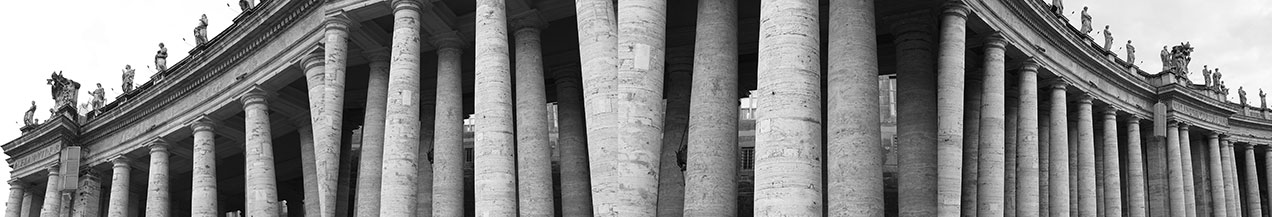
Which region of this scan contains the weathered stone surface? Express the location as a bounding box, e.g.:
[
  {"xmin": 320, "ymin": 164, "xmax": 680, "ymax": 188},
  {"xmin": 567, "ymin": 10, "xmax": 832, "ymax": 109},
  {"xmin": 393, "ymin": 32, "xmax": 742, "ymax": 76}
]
[
  {"xmin": 315, "ymin": 15, "xmax": 352, "ymax": 217},
  {"xmin": 6, "ymin": 180, "xmax": 24, "ymax": 217},
  {"xmin": 1015, "ymin": 60, "xmax": 1041, "ymax": 217},
  {"xmin": 1177, "ymin": 124, "xmax": 1196, "ymax": 217},
  {"xmin": 936, "ymin": 3, "xmax": 971, "ymax": 216},
  {"xmin": 39, "ymin": 165, "xmax": 60, "ymax": 217},
  {"xmin": 297, "ymin": 125, "xmax": 319, "ymax": 217},
  {"xmin": 976, "ymin": 34, "xmax": 1008, "ymax": 217},
  {"xmin": 241, "ymin": 89, "xmax": 279, "ymax": 217},
  {"xmin": 1242, "ymin": 145, "xmax": 1262, "ymax": 216},
  {"xmin": 1039, "ymin": 112, "xmax": 1051, "ymax": 216},
  {"xmin": 962, "ymin": 77, "xmax": 981, "ymax": 217},
  {"xmin": 1100, "ymin": 108, "xmax": 1122, "ymax": 217},
  {"xmin": 890, "ymin": 13, "xmax": 939, "ymax": 217},
  {"xmin": 1165, "ymin": 121, "xmax": 1186, "ymax": 216},
  {"xmin": 378, "ymin": 1, "xmax": 423, "ymax": 216},
  {"xmin": 431, "ymin": 34, "xmax": 466, "ymax": 217},
  {"xmin": 145, "ymin": 141, "xmax": 170, "ymax": 217},
  {"xmin": 474, "ymin": 0, "xmax": 516, "ymax": 215},
  {"xmin": 1125, "ymin": 117, "xmax": 1147, "ymax": 217},
  {"xmin": 1205, "ymin": 134, "xmax": 1228, "ymax": 217},
  {"xmin": 513, "ymin": 17, "xmax": 554, "ymax": 217},
  {"xmin": 754, "ymin": 0, "xmax": 820, "ymax": 215},
  {"xmin": 1220, "ymin": 139, "xmax": 1239, "ymax": 217},
  {"xmin": 656, "ymin": 47, "xmax": 690, "ymax": 217},
  {"xmin": 828, "ymin": 0, "xmax": 882, "ymax": 215},
  {"xmin": 1076, "ymin": 95, "xmax": 1096, "ymax": 217},
  {"xmin": 190, "ymin": 117, "xmax": 218, "ymax": 217},
  {"xmin": 554, "ymin": 67, "xmax": 592, "ymax": 217},
  {"xmin": 354, "ymin": 51, "xmax": 389, "ymax": 217},
  {"xmin": 71, "ymin": 170, "xmax": 101, "ymax": 217},
  {"xmin": 682, "ymin": 0, "xmax": 738, "ymax": 216},
  {"xmin": 105, "ymin": 157, "xmax": 129, "ymax": 217},
  {"xmin": 1047, "ymin": 83, "xmax": 1071, "ymax": 217}
]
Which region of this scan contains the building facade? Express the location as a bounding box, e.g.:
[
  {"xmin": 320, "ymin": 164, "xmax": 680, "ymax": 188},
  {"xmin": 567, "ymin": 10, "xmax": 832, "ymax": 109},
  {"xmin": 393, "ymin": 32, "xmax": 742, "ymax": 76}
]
[{"xmin": 5, "ymin": 0, "xmax": 1272, "ymax": 216}]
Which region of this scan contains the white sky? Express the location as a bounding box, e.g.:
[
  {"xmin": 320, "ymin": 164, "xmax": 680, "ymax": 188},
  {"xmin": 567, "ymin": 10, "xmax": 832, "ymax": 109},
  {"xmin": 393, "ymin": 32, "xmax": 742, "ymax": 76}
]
[{"xmin": 0, "ymin": 0, "xmax": 1267, "ymax": 200}]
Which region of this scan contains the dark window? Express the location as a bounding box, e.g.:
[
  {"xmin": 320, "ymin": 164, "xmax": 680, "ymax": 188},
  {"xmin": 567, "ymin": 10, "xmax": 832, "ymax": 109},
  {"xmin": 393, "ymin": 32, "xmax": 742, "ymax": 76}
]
[
  {"xmin": 465, "ymin": 148, "xmax": 474, "ymax": 162},
  {"xmin": 740, "ymin": 147, "xmax": 756, "ymax": 170}
]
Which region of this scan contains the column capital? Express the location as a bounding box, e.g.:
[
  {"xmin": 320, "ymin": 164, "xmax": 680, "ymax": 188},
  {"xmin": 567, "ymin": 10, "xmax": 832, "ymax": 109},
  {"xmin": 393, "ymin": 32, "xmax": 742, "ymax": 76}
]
[
  {"xmin": 984, "ymin": 32, "xmax": 1007, "ymax": 50},
  {"xmin": 1076, "ymin": 94, "xmax": 1093, "ymax": 104},
  {"xmin": 46, "ymin": 163, "xmax": 60, "ymax": 175},
  {"xmin": 8, "ymin": 179, "xmax": 23, "ymax": 189},
  {"xmin": 1020, "ymin": 58, "xmax": 1041, "ymax": 72},
  {"xmin": 303, "ymin": 52, "xmax": 325, "ymax": 71},
  {"xmin": 391, "ymin": 0, "xmax": 426, "ymax": 13},
  {"xmin": 1101, "ymin": 105, "xmax": 1118, "ymax": 116},
  {"xmin": 110, "ymin": 155, "xmax": 130, "ymax": 167},
  {"xmin": 190, "ymin": 115, "xmax": 216, "ymax": 133},
  {"xmin": 510, "ymin": 10, "xmax": 547, "ymax": 32},
  {"xmin": 1166, "ymin": 120, "xmax": 1179, "ymax": 127},
  {"xmin": 1045, "ymin": 79, "xmax": 1068, "ymax": 90},
  {"xmin": 240, "ymin": 87, "xmax": 270, "ymax": 108},
  {"xmin": 942, "ymin": 1, "xmax": 972, "ymax": 18},
  {"xmin": 1125, "ymin": 115, "xmax": 1141, "ymax": 123},
  {"xmin": 1177, "ymin": 122, "xmax": 1190, "ymax": 130},
  {"xmin": 323, "ymin": 13, "xmax": 354, "ymax": 33},
  {"xmin": 430, "ymin": 31, "xmax": 467, "ymax": 50},
  {"xmin": 363, "ymin": 48, "xmax": 391, "ymax": 64},
  {"xmin": 148, "ymin": 139, "xmax": 169, "ymax": 153},
  {"xmin": 1209, "ymin": 132, "xmax": 1221, "ymax": 139}
]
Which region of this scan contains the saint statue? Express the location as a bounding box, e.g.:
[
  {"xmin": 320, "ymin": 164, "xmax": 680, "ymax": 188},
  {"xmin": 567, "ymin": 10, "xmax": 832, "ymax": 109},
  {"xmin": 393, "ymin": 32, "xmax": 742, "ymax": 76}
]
[
  {"xmin": 1052, "ymin": 0, "xmax": 1064, "ymax": 15},
  {"xmin": 1239, "ymin": 87, "xmax": 1248, "ymax": 106},
  {"xmin": 1080, "ymin": 7, "xmax": 1092, "ymax": 34},
  {"xmin": 122, "ymin": 65, "xmax": 135, "ymax": 93},
  {"xmin": 1261, "ymin": 89, "xmax": 1267, "ymax": 109},
  {"xmin": 1125, "ymin": 40, "xmax": 1135, "ymax": 65},
  {"xmin": 1201, "ymin": 65, "xmax": 1212, "ymax": 87},
  {"xmin": 1102, "ymin": 25, "xmax": 1113, "ymax": 50},
  {"xmin": 155, "ymin": 43, "xmax": 169, "ymax": 72},
  {"xmin": 89, "ymin": 83, "xmax": 106, "ymax": 111},
  {"xmin": 1159, "ymin": 46, "xmax": 1170, "ymax": 71},
  {"xmin": 1213, "ymin": 68, "xmax": 1223, "ymax": 88},
  {"xmin": 239, "ymin": 0, "xmax": 252, "ymax": 11},
  {"xmin": 194, "ymin": 14, "xmax": 209, "ymax": 46},
  {"xmin": 23, "ymin": 101, "xmax": 37, "ymax": 127}
]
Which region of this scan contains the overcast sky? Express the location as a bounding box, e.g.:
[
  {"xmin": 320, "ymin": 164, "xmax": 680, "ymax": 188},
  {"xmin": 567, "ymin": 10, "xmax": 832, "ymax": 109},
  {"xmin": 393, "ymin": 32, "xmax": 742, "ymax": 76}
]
[{"xmin": 0, "ymin": 0, "xmax": 1267, "ymax": 198}]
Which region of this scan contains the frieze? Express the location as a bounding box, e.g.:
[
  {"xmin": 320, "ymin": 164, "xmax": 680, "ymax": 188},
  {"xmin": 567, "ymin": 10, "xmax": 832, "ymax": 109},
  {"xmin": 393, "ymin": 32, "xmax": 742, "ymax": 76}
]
[
  {"xmin": 1170, "ymin": 102, "xmax": 1228, "ymax": 127},
  {"xmin": 11, "ymin": 145, "xmax": 59, "ymax": 169}
]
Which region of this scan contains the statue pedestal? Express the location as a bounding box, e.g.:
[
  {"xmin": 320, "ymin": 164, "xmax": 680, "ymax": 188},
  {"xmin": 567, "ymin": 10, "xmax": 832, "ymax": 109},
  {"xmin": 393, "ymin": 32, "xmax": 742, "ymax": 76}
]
[{"xmin": 19, "ymin": 125, "xmax": 38, "ymax": 133}]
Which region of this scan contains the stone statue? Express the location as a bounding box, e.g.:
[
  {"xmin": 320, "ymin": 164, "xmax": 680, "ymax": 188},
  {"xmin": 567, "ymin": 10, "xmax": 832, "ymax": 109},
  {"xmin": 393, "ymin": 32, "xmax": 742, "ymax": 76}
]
[
  {"xmin": 1125, "ymin": 40, "xmax": 1136, "ymax": 65},
  {"xmin": 239, "ymin": 0, "xmax": 252, "ymax": 11},
  {"xmin": 1080, "ymin": 7, "xmax": 1092, "ymax": 34},
  {"xmin": 122, "ymin": 65, "xmax": 135, "ymax": 93},
  {"xmin": 1213, "ymin": 68, "xmax": 1223, "ymax": 88},
  {"xmin": 45, "ymin": 71, "xmax": 80, "ymax": 110},
  {"xmin": 1239, "ymin": 87, "xmax": 1248, "ymax": 105},
  {"xmin": 1201, "ymin": 65, "xmax": 1212, "ymax": 86},
  {"xmin": 24, "ymin": 101, "xmax": 37, "ymax": 127},
  {"xmin": 1102, "ymin": 25, "xmax": 1113, "ymax": 50},
  {"xmin": 194, "ymin": 14, "xmax": 209, "ymax": 46},
  {"xmin": 155, "ymin": 43, "xmax": 168, "ymax": 72},
  {"xmin": 1162, "ymin": 43, "xmax": 1194, "ymax": 75},
  {"xmin": 1052, "ymin": 0, "xmax": 1064, "ymax": 15},
  {"xmin": 1261, "ymin": 89, "xmax": 1267, "ymax": 109},
  {"xmin": 89, "ymin": 83, "xmax": 106, "ymax": 111}
]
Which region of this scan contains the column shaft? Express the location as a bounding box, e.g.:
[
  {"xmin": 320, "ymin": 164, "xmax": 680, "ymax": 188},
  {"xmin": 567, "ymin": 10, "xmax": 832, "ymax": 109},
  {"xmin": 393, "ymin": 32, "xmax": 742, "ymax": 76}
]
[
  {"xmin": 315, "ymin": 15, "xmax": 351, "ymax": 217},
  {"xmin": 1047, "ymin": 83, "xmax": 1071, "ymax": 217},
  {"xmin": 191, "ymin": 118, "xmax": 218, "ymax": 217},
  {"xmin": 1178, "ymin": 125, "xmax": 1197, "ymax": 217},
  {"xmin": 976, "ymin": 35, "xmax": 1008, "ymax": 217},
  {"xmin": 1076, "ymin": 96, "xmax": 1096, "ymax": 217},
  {"xmin": 105, "ymin": 157, "xmax": 129, "ymax": 217},
  {"xmin": 1221, "ymin": 140, "xmax": 1240, "ymax": 217},
  {"xmin": 682, "ymin": 0, "xmax": 738, "ymax": 215},
  {"xmin": 379, "ymin": 1, "xmax": 424, "ymax": 215},
  {"xmin": 299, "ymin": 52, "xmax": 323, "ymax": 217},
  {"xmin": 1101, "ymin": 109, "xmax": 1122, "ymax": 216},
  {"xmin": 415, "ymin": 93, "xmax": 436, "ymax": 216},
  {"xmin": 71, "ymin": 171, "xmax": 101, "ymax": 217},
  {"xmin": 18, "ymin": 190, "xmax": 31, "ymax": 217},
  {"xmin": 1126, "ymin": 117, "xmax": 1147, "ymax": 217},
  {"xmin": 431, "ymin": 35, "xmax": 466, "ymax": 217},
  {"xmin": 242, "ymin": 90, "xmax": 280, "ymax": 217},
  {"xmin": 1039, "ymin": 112, "xmax": 1051, "ymax": 216},
  {"xmin": 961, "ymin": 73, "xmax": 981, "ymax": 217},
  {"xmin": 1207, "ymin": 134, "xmax": 1229, "ymax": 217},
  {"xmin": 1016, "ymin": 61, "xmax": 1041, "ymax": 217},
  {"xmin": 474, "ymin": 0, "xmax": 516, "ymax": 215},
  {"xmin": 656, "ymin": 48, "xmax": 690, "ymax": 217},
  {"xmin": 6, "ymin": 181, "xmax": 24, "ymax": 217},
  {"xmin": 39, "ymin": 166, "xmax": 60, "ymax": 217},
  {"xmin": 1243, "ymin": 145, "xmax": 1262, "ymax": 216},
  {"xmin": 354, "ymin": 52, "xmax": 390, "ymax": 217},
  {"xmin": 936, "ymin": 3, "xmax": 972, "ymax": 216},
  {"xmin": 298, "ymin": 125, "xmax": 319, "ymax": 217},
  {"xmin": 513, "ymin": 18, "xmax": 554, "ymax": 217},
  {"xmin": 828, "ymin": 0, "xmax": 883, "ymax": 215},
  {"xmin": 1265, "ymin": 148, "xmax": 1272, "ymax": 217},
  {"xmin": 145, "ymin": 142, "xmax": 170, "ymax": 217},
  {"xmin": 754, "ymin": 0, "xmax": 820, "ymax": 215},
  {"xmin": 58, "ymin": 192, "xmax": 70, "ymax": 217},
  {"xmin": 1166, "ymin": 121, "xmax": 1187, "ymax": 216},
  {"xmin": 572, "ymin": 0, "xmax": 619, "ymax": 213},
  {"xmin": 890, "ymin": 13, "xmax": 939, "ymax": 217},
  {"xmin": 555, "ymin": 67, "xmax": 592, "ymax": 217},
  {"xmin": 1005, "ymin": 94, "xmax": 1019, "ymax": 217}
]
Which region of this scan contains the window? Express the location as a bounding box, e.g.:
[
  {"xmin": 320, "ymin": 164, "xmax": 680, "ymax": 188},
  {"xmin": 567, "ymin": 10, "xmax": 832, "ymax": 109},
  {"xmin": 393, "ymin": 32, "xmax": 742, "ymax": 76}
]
[
  {"xmin": 740, "ymin": 147, "xmax": 756, "ymax": 170},
  {"xmin": 465, "ymin": 148, "xmax": 474, "ymax": 162}
]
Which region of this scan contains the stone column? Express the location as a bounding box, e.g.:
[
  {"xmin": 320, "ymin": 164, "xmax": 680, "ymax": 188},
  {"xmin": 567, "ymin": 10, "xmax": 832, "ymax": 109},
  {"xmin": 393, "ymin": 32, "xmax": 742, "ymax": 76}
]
[
  {"xmin": 415, "ymin": 90, "xmax": 436, "ymax": 217},
  {"xmin": 431, "ymin": 34, "xmax": 466, "ymax": 217},
  {"xmin": 58, "ymin": 192, "xmax": 70, "ymax": 217},
  {"xmin": 1015, "ymin": 60, "xmax": 1041, "ymax": 217},
  {"xmin": 1242, "ymin": 144, "xmax": 1262, "ymax": 216},
  {"xmin": 656, "ymin": 48, "xmax": 691, "ymax": 217},
  {"xmin": 190, "ymin": 117, "xmax": 218, "ymax": 217},
  {"xmin": 828, "ymin": 0, "xmax": 883, "ymax": 215},
  {"xmin": 19, "ymin": 189, "xmax": 31, "ymax": 217},
  {"xmin": 242, "ymin": 89, "xmax": 280, "ymax": 217},
  {"xmin": 1220, "ymin": 138, "xmax": 1240, "ymax": 217},
  {"xmin": 145, "ymin": 141, "xmax": 170, "ymax": 217},
  {"xmin": 474, "ymin": 0, "xmax": 516, "ymax": 215},
  {"xmin": 555, "ymin": 66, "xmax": 592, "ymax": 217},
  {"xmin": 1075, "ymin": 95, "xmax": 1096, "ymax": 217},
  {"xmin": 378, "ymin": 1, "xmax": 425, "ymax": 215},
  {"xmin": 71, "ymin": 170, "xmax": 101, "ymax": 217},
  {"xmin": 1265, "ymin": 146, "xmax": 1272, "ymax": 217},
  {"xmin": 1047, "ymin": 82, "xmax": 1071, "ymax": 217},
  {"xmin": 682, "ymin": 0, "xmax": 738, "ymax": 215},
  {"xmin": 889, "ymin": 13, "xmax": 939, "ymax": 217},
  {"xmin": 298, "ymin": 51, "xmax": 324, "ymax": 217},
  {"xmin": 1101, "ymin": 107, "xmax": 1122, "ymax": 217},
  {"xmin": 1005, "ymin": 90, "xmax": 1019, "ymax": 217},
  {"xmin": 936, "ymin": 3, "xmax": 972, "ymax": 216},
  {"xmin": 6, "ymin": 180, "xmax": 24, "ymax": 217},
  {"xmin": 512, "ymin": 14, "xmax": 554, "ymax": 217},
  {"xmin": 105, "ymin": 157, "xmax": 129, "ymax": 217},
  {"xmin": 315, "ymin": 15, "xmax": 352, "ymax": 217},
  {"xmin": 1125, "ymin": 116, "xmax": 1147, "ymax": 217},
  {"xmin": 1165, "ymin": 121, "xmax": 1187, "ymax": 216},
  {"xmin": 754, "ymin": 0, "xmax": 820, "ymax": 215},
  {"xmin": 39, "ymin": 165, "xmax": 61, "ymax": 217},
  {"xmin": 354, "ymin": 50, "xmax": 390, "ymax": 217},
  {"xmin": 297, "ymin": 125, "xmax": 319, "ymax": 217},
  {"xmin": 976, "ymin": 34, "xmax": 1008, "ymax": 217},
  {"xmin": 961, "ymin": 72, "xmax": 981, "ymax": 217},
  {"xmin": 1206, "ymin": 133, "xmax": 1229, "ymax": 217},
  {"xmin": 1177, "ymin": 124, "xmax": 1197, "ymax": 217}
]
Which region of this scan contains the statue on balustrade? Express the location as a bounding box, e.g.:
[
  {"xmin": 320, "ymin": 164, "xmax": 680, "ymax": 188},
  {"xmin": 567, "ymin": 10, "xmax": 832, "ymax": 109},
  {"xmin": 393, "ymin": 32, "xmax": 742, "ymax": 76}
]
[
  {"xmin": 155, "ymin": 43, "xmax": 168, "ymax": 72},
  {"xmin": 1239, "ymin": 87, "xmax": 1248, "ymax": 106},
  {"xmin": 1052, "ymin": 0, "xmax": 1064, "ymax": 15},
  {"xmin": 1102, "ymin": 25, "xmax": 1113, "ymax": 50},
  {"xmin": 1261, "ymin": 89, "xmax": 1267, "ymax": 109},
  {"xmin": 89, "ymin": 83, "xmax": 106, "ymax": 111},
  {"xmin": 1080, "ymin": 7, "xmax": 1093, "ymax": 34},
  {"xmin": 1125, "ymin": 40, "xmax": 1135, "ymax": 65},
  {"xmin": 1202, "ymin": 65, "xmax": 1212, "ymax": 86},
  {"xmin": 122, "ymin": 65, "xmax": 135, "ymax": 93},
  {"xmin": 1161, "ymin": 42, "xmax": 1194, "ymax": 76},
  {"xmin": 24, "ymin": 101, "xmax": 37, "ymax": 127},
  {"xmin": 194, "ymin": 14, "xmax": 209, "ymax": 46},
  {"xmin": 46, "ymin": 71, "xmax": 80, "ymax": 110},
  {"xmin": 239, "ymin": 0, "xmax": 253, "ymax": 11},
  {"xmin": 1213, "ymin": 68, "xmax": 1223, "ymax": 88}
]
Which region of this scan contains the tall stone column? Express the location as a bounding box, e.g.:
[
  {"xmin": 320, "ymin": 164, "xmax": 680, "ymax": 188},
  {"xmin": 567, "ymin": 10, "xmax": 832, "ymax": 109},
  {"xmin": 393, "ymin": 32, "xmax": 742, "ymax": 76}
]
[
  {"xmin": 314, "ymin": 15, "xmax": 352, "ymax": 217},
  {"xmin": 431, "ymin": 34, "xmax": 466, "ymax": 217},
  {"xmin": 1125, "ymin": 116, "xmax": 1147, "ymax": 217},
  {"xmin": 378, "ymin": 0, "xmax": 424, "ymax": 215},
  {"xmin": 474, "ymin": 0, "xmax": 516, "ymax": 215},
  {"xmin": 145, "ymin": 141, "xmax": 170, "ymax": 217},
  {"xmin": 1100, "ymin": 107, "xmax": 1122, "ymax": 217},
  {"xmin": 190, "ymin": 117, "xmax": 218, "ymax": 217},
  {"xmin": 682, "ymin": 0, "xmax": 738, "ymax": 215},
  {"xmin": 1177, "ymin": 124, "xmax": 1197, "ymax": 217},
  {"xmin": 1039, "ymin": 112, "xmax": 1050, "ymax": 216},
  {"xmin": 889, "ymin": 13, "xmax": 939, "ymax": 217},
  {"xmin": 1047, "ymin": 82, "xmax": 1071, "ymax": 217},
  {"xmin": 961, "ymin": 71, "xmax": 981, "ymax": 217},
  {"xmin": 58, "ymin": 192, "xmax": 70, "ymax": 217},
  {"xmin": 1206, "ymin": 133, "xmax": 1229, "ymax": 217},
  {"xmin": 555, "ymin": 66, "xmax": 593, "ymax": 217},
  {"xmin": 105, "ymin": 157, "xmax": 129, "ymax": 217},
  {"xmin": 1242, "ymin": 144, "xmax": 1262, "ymax": 216},
  {"xmin": 19, "ymin": 189, "xmax": 31, "ymax": 217},
  {"xmin": 1015, "ymin": 60, "xmax": 1041, "ymax": 217},
  {"xmin": 512, "ymin": 14, "xmax": 554, "ymax": 217},
  {"xmin": 754, "ymin": 0, "xmax": 820, "ymax": 215},
  {"xmin": 936, "ymin": 3, "xmax": 972, "ymax": 216},
  {"xmin": 416, "ymin": 91, "xmax": 436, "ymax": 217},
  {"xmin": 1220, "ymin": 138, "xmax": 1240, "ymax": 217},
  {"xmin": 298, "ymin": 51, "xmax": 324, "ymax": 217},
  {"xmin": 71, "ymin": 170, "xmax": 102, "ymax": 217},
  {"xmin": 354, "ymin": 51, "xmax": 390, "ymax": 217},
  {"xmin": 297, "ymin": 124, "xmax": 319, "ymax": 217},
  {"xmin": 828, "ymin": 0, "xmax": 883, "ymax": 215},
  {"xmin": 1075, "ymin": 95, "xmax": 1096, "ymax": 217},
  {"xmin": 241, "ymin": 89, "xmax": 280, "ymax": 217},
  {"xmin": 656, "ymin": 48, "xmax": 691, "ymax": 217},
  {"xmin": 1165, "ymin": 121, "xmax": 1187, "ymax": 216},
  {"xmin": 1265, "ymin": 146, "xmax": 1272, "ymax": 217},
  {"xmin": 976, "ymin": 34, "xmax": 1008, "ymax": 217},
  {"xmin": 1004, "ymin": 91, "xmax": 1019, "ymax": 217},
  {"xmin": 6, "ymin": 180, "xmax": 24, "ymax": 217},
  {"xmin": 39, "ymin": 165, "xmax": 61, "ymax": 217}
]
